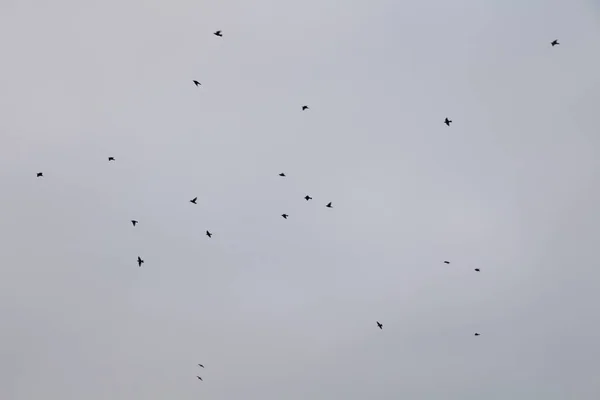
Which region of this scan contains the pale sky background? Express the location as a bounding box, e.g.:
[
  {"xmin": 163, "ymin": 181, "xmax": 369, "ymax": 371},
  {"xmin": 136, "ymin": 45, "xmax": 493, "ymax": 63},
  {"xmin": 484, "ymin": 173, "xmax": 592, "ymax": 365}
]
[{"xmin": 1, "ymin": 0, "xmax": 600, "ymax": 399}]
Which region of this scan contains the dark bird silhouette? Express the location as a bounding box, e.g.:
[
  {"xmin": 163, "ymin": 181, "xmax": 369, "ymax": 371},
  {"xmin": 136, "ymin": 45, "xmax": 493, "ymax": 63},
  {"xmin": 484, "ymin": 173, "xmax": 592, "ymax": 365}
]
[
  {"xmin": 36, "ymin": 172, "xmax": 43, "ymax": 177},
  {"xmin": 444, "ymin": 117, "xmax": 452, "ymax": 126},
  {"xmin": 302, "ymin": 105, "xmax": 309, "ymax": 111},
  {"xmin": 137, "ymin": 256, "xmax": 144, "ymax": 267},
  {"xmin": 198, "ymin": 364, "xmax": 204, "ymax": 368},
  {"xmin": 281, "ymin": 214, "xmax": 288, "ymax": 219},
  {"xmin": 444, "ymin": 261, "xmax": 450, "ymax": 264},
  {"xmin": 377, "ymin": 321, "xmax": 383, "ymax": 330},
  {"xmin": 474, "ymin": 268, "xmax": 480, "ymax": 272},
  {"xmin": 196, "ymin": 376, "xmax": 203, "ymax": 381},
  {"xmin": 326, "ymin": 202, "xmax": 332, "ymax": 208},
  {"xmin": 190, "ymin": 197, "xmax": 198, "ymax": 204},
  {"xmin": 474, "ymin": 332, "xmax": 481, "ymax": 336},
  {"xmin": 279, "ymin": 173, "xmax": 286, "ymax": 177},
  {"xmin": 304, "ymin": 195, "xmax": 312, "ymax": 201},
  {"xmin": 108, "ymin": 157, "xmax": 115, "ymax": 161},
  {"xmin": 551, "ymin": 39, "xmax": 559, "ymax": 46},
  {"xmin": 214, "ymin": 30, "xmax": 222, "ymax": 37},
  {"xmin": 206, "ymin": 230, "xmax": 212, "ymax": 238},
  {"xmin": 131, "ymin": 220, "xmax": 138, "ymax": 227},
  {"xmin": 193, "ymin": 80, "xmax": 201, "ymax": 87}
]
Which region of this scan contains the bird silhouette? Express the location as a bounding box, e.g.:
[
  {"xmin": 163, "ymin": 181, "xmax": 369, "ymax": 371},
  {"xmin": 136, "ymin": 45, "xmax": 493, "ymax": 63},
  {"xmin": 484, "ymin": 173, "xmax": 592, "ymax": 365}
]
[
  {"xmin": 304, "ymin": 195, "xmax": 312, "ymax": 201},
  {"xmin": 377, "ymin": 321, "xmax": 383, "ymax": 329},
  {"xmin": 190, "ymin": 197, "xmax": 198, "ymax": 204},
  {"xmin": 326, "ymin": 202, "xmax": 332, "ymax": 208},
  {"xmin": 197, "ymin": 376, "xmax": 203, "ymax": 381},
  {"xmin": 206, "ymin": 230, "xmax": 212, "ymax": 238},
  {"xmin": 137, "ymin": 256, "xmax": 144, "ymax": 267},
  {"xmin": 108, "ymin": 157, "xmax": 115, "ymax": 161},
  {"xmin": 279, "ymin": 173, "xmax": 286, "ymax": 177},
  {"xmin": 198, "ymin": 364, "xmax": 204, "ymax": 368},
  {"xmin": 551, "ymin": 39, "xmax": 559, "ymax": 46},
  {"xmin": 302, "ymin": 105, "xmax": 309, "ymax": 111},
  {"xmin": 444, "ymin": 261, "xmax": 450, "ymax": 264},
  {"xmin": 474, "ymin": 333, "xmax": 481, "ymax": 336},
  {"xmin": 193, "ymin": 80, "xmax": 201, "ymax": 86},
  {"xmin": 444, "ymin": 118, "xmax": 452, "ymax": 126},
  {"xmin": 281, "ymin": 214, "xmax": 288, "ymax": 219},
  {"xmin": 214, "ymin": 30, "xmax": 222, "ymax": 37},
  {"xmin": 474, "ymin": 268, "xmax": 480, "ymax": 272},
  {"xmin": 131, "ymin": 220, "xmax": 138, "ymax": 227},
  {"xmin": 36, "ymin": 172, "xmax": 43, "ymax": 177}
]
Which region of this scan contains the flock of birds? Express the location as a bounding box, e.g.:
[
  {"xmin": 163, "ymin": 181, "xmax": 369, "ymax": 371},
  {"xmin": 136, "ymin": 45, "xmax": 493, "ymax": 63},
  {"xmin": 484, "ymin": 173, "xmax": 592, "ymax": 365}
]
[{"xmin": 33, "ymin": 31, "xmax": 562, "ymax": 383}]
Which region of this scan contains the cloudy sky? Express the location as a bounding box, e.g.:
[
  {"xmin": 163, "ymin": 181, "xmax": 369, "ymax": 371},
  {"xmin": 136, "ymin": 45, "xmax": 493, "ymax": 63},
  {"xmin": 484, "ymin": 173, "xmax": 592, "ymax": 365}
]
[{"xmin": 2, "ymin": 0, "xmax": 600, "ymax": 399}]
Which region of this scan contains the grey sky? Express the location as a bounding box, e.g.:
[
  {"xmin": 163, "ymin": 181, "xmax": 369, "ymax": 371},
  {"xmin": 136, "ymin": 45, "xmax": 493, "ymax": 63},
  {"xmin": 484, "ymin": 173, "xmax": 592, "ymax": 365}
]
[{"xmin": 2, "ymin": 0, "xmax": 600, "ymax": 398}]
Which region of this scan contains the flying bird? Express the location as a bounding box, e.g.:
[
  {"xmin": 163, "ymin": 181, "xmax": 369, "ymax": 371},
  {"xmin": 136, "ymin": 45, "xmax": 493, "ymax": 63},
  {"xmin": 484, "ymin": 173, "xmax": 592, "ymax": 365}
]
[
  {"xmin": 196, "ymin": 376, "xmax": 203, "ymax": 381},
  {"xmin": 36, "ymin": 172, "xmax": 43, "ymax": 177},
  {"xmin": 302, "ymin": 105, "xmax": 309, "ymax": 111},
  {"xmin": 444, "ymin": 117, "xmax": 452, "ymax": 126},
  {"xmin": 137, "ymin": 256, "xmax": 144, "ymax": 267},
  {"xmin": 214, "ymin": 30, "xmax": 222, "ymax": 37},
  {"xmin": 193, "ymin": 80, "xmax": 201, "ymax": 86},
  {"xmin": 206, "ymin": 230, "xmax": 212, "ymax": 238},
  {"xmin": 444, "ymin": 261, "xmax": 450, "ymax": 264},
  {"xmin": 551, "ymin": 39, "xmax": 559, "ymax": 46},
  {"xmin": 377, "ymin": 321, "xmax": 383, "ymax": 330},
  {"xmin": 198, "ymin": 364, "xmax": 204, "ymax": 368},
  {"xmin": 474, "ymin": 268, "xmax": 480, "ymax": 272},
  {"xmin": 304, "ymin": 195, "xmax": 312, "ymax": 201},
  {"xmin": 131, "ymin": 220, "xmax": 138, "ymax": 227},
  {"xmin": 279, "ymin": 173, "xmax": 286, "ymax": 177},
  {"xmin": 190, "ymin": 197, "xmax": 198, "ymax": 204},
  {"xmin": 326, "ymin": 202, "xmax": 332, "ymax": 208},
  {"xmin": 108, "ymin": 157, "xmax": 115, "ymax": 161},
  {"xmin": 474, "ymin": 333, "xmax": 481, "ymax": 336},
  {"xmin": 281, "ymin": 214, "xmax": 288, "ymax": 219}
]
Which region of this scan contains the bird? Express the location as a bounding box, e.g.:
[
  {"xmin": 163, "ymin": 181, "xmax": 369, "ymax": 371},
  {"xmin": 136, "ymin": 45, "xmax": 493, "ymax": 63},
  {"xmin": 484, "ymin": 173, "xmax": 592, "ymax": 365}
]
[
  {"xmin": 193, "ymin": 80, "xmax": 201, "ymax": 87},
  {"xmin": 551, "ymin": 39, "xmax": 559, "ymax": 46},
  {"xmin": 444, "ymin": 117, "xmax": 452, "ymax": 126},
  {"xmin": 108, "ymin": 157, "xmax": 115, "ymax": 161},
  {"xmin": 137, "ymin": 256, "xmax": 144, "ymax": 267},
  {"xmin": 474, "ymin": 333, "xmax": 481, "ymax": 336},
  {"xmin": 214, "ymin": 30, "xmax": 222, "ymax": 37},
  {"xmin": 474, "ymin": 268, "xmax": 480, "ymax": 272},
  {"xmin": 281, "ymin": 214, "xmax": 288, "ymax": 219},
  {"xmin": 131, "ymin": 220, "xmax": 138, "ymax": 227},
  {"xmin": 36, "ymin": 172, "xmax": 43, "ymax": 177},
  {"xmin": 190, "ymin": 197, "xmax": 198, "ymax": 204},
  {"xmin": 377, "ymin": 321, "xmax": 383, "ymax": 330},
  {"xmin": 198, "ymin": 364, "xmax": 204, "ymax": 368},
  {"xmin": 444, "ymin": 261, "xmax": 450, "ymax": 264},
  {"xmin": 302, "ymin": 105, "xmax": 309, "ymax": 111},
  {"xmin": 279, "ymin": 173, "xmax": 286, "ymax": 177},
  {"xmin": 196, "ymin": 376, "xmax": 203, "ymax": 381},
  {"xmin": 206, "ymin": 230, "xmax": 212, "ymax": 238},
  {"xmin": 304, "ymin": 195, "xmax": 312, "ymax": 201},
  {"xmin": 326, "ymin": 202, "xmax": 332, "ymax": 208}
]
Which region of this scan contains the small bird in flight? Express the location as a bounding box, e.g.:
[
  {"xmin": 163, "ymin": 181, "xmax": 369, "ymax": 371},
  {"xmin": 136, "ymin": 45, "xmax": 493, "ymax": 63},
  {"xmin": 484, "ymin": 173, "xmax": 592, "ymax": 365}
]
[
  {"xmin": 198, "ymin": 364, "xmax": 204, "ymax": 368},
  {"xmin": 279, "ymin": 173, "xmax": 286, "ymax": 177},
  {"xmin": 108, "ymin": 157, "xmax": 115, "ymax": 161},
  {"xmin": 137, "ymin": 256, "xmax": 144, "ymax": 267},
  {"xmin": 281, "ymin": 214, "xmax": 288, "ymax": 219},
  {"xmin": 131, "ymin": 220, "xmax": 138, "ymax": 227},
  {"xmin": 377, "ymin": 321, "xmax": 383, "ymax": 330},
  {"xmin": 206, "ymin": 230, "xmax": 212, "ymax": 238},
  {"xmin": 196, "ymin": 376, "xmax": 203, "ymax": 381},
  {"xmin": 190, "ymin": 197, "xmax": 198, "ymax": 204},
  {"xmin": 444, "ymin": 261, "xmax": 450, "ymax": 264},
  {"xmin": 474, "ymin": 332, "xmax": 481, "ymax": 336},
  {"xmin": 193, "ymin": 80, "xmax": 201, "ymax": 87},
  {"xmin": 474, "ymin": 268, "xmax": 480, "ymax": 272},
  {"xmin": 551, "ymin": 39, "xmax": 559, "ymax": 46},
  {"xmin": 304, "ymin": 195, "xmax": 312, "ymax": 201},
  {"xmin": 214, "ymin": 30, "xmax": 222, "ymax": 37},
  {"xmin": 302, "ymin": 105, "xmax": 309, "ymax": 111},
  {"xmin": 326, "ymin": 202, "xmax": 332, "ymax": 208},
  {"xmin": 444, "ymin": 117, "xmax": 452, "ymax": 126},
  {"xmin": 36, "ymin": 172, "xmax": 43, "ymax": 177}
]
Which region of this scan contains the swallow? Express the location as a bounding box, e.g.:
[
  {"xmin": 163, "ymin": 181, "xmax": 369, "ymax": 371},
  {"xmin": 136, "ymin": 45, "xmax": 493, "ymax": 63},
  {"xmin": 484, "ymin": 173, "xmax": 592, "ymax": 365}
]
[
  {"xmin": 326, "ymin": 202, "xmax": 332, "ymax": 208},
  {"xmin": 214, "ymin": 30, "xmax": 222, "ymax": 37},
  {"xmin": 304, "ymin": 195, "xmax": 312, "ymax": 201},
  {"xmin": 198, "ymin": 364, "xmax": 204, "ymax": 368},
  {"xmin": 302, "ymin": 105, "xmax": 309, "ymax": 111},
  {"xmin": 37, "ymin": 172, "xmax": 43, "ymax": 177},
  {"xmin": 131, "ymin": 220, "xmax": 138, "ymax": 227},
  {"xmin": 137, "ymin": 256, "xmax": 144, "ymax": 267},
  {"xmin": 377, "ymin": 321, "xmax": 383, "ymax": 329},
  {"xmin": 281, "ymin": 214, "xmax": 288, "ymax": 219},
  {"xmin": 474, "ymin": 268, "xmax": 480, "ymax": 272},
  {"xmin": 190, "ymin": 197, "xmax": 198, "ymax": 204},
  {"xmin": 444, "ymin": 261, "xmax": 450, "ymax": 264},
  {"xmin": 551, "ymin": 39, "xmax": 559, "ymax": 46},
  {"xmin": 206, "ymin": 230, "xmax": 212, "ymax": 238},
  {"xmin": 279, "ymin": 173, "xmax": 286, "ymax": 177},
  {"xmin": 193, "ymin": 80, "xmax": 201, "ymax": 86},
  {"xmin": 197, "ymin": 376, "xmax": 203, "ymax": 381},
  {"xmin": 444, "ymin": 118, "xmax": 452, "ymax": 126},
  {"xmin": 474, "ymin": 332, "xmax": 480, "ymax": 336},
  {"xmin": 108, "ymin": 157, "xmax": 115, "ymax": 161}
]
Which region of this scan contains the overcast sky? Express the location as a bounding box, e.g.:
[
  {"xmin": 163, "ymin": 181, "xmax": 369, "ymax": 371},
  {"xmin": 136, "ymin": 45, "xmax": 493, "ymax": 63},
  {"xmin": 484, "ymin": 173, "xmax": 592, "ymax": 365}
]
[{"xmin": 2, "ymin": 0, "xmax": 600, "ymax": 399}]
